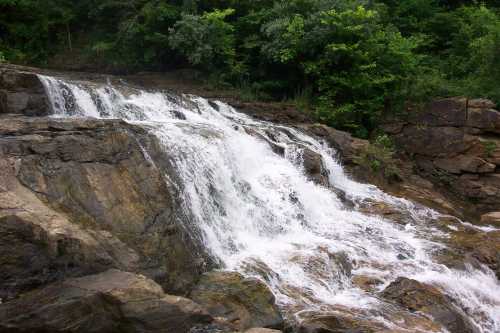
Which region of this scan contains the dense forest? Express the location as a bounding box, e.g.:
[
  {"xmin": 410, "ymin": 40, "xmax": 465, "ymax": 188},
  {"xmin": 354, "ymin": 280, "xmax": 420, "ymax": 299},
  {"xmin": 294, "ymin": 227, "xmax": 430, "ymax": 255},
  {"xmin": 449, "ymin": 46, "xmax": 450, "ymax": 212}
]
[{"xmin": 1, "ymin": 0, "xmax": 499, "ymax": 137}]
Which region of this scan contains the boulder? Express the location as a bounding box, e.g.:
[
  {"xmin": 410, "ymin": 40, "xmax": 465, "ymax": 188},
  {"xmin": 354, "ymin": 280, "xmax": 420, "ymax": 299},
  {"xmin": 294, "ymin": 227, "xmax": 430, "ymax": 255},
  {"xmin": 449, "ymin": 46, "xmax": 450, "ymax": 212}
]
[
  {"xmin": 381, "ymin": 277, "xmax": 479, "ymax": 333},
  {"xmin": 0, "ymin": 65, "xmax": 50, "ymax": 116},
  {"xmin": 0, "ymin": 269, "xmax": 213, "ymax": 333},
  {"xmin": 190, "ymin": 271, "xmax": 283, "ymax": 331},
  {"xmin": 480, "ymin": 212, "xmax": 500, "ymax": 227},
  {"xmin": 301, "ymin": 147, "xmax": 330, "ymax": 186},
  {"xmin": 0, "ymin": 115, "xmax": 212, "ymax": 296}
]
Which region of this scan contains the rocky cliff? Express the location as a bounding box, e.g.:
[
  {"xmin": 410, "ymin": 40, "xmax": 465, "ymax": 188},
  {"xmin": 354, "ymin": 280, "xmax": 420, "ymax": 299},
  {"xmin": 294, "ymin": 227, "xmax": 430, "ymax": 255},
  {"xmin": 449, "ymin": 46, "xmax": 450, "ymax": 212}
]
[{"xmin": 382, "ymin": 97, "xmax": 500, "ymax": 222}]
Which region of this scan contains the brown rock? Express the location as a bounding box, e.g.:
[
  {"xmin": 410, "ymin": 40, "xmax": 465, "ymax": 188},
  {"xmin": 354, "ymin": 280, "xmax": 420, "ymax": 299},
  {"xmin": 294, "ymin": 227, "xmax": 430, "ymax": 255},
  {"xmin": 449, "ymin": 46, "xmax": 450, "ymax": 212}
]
[
  {"xmin": 0, "ymin": 269, "xmax": 213, "ymax": 333},
  {"xmin": 301, "ymin": 147, "xmax": 330, "ymax": 186},
  {"xmin": 0, "ymin": 116, "xmax": 212, "ymax": 296},
  {"xmin": 190, "ymin": 271, "xmax": 283, "ymax": 331},
  {"xmin": 245, "ymin": 329, "xmax": 283, "ymax": 333},
  {"xmin": 381, "ymin": 278, "xmax": 479, "ymax": 333},
  {"xmin": 352, "ymin": 275, "xmax": 384, "ymax": 292},
  {"xmin": 410, "ymin": 97, "xmax": 467, "ymax": 127},
  {"xmin": 480, "ymin": 212, "xmax": 500, "ymax": 227},
  {"xmin": 468, "ymin": 98, "xmax": 496, "ymax": 109},
  {"xmin": 299, "ymin": 124, "xmax": 369, "ymax": 165},
  {"xmin": 466, "ymin": 108, "xmax": 500, "ymax": 133},
  {"xmin": 434, "ymin": 156, "xmax": 496, "ymax": 174},
  {"xmin": 394, "ymin": 125, "xmax": 472, "ymax": 158},
  {"xmin": 0, "ymin": 65, "xmax": 50, "ymax": 116}
]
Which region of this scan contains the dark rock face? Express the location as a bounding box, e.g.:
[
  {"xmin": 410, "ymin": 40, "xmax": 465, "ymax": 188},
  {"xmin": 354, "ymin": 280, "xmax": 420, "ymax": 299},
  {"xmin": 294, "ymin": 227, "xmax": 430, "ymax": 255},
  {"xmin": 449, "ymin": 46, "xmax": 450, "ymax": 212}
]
[
  {"xmin": 0, "ymin": 66, "xmax": 50, "ymax": 116},
  {"xmin": 190, "ymin": 271, "xmax": 283, "ymax": 331},
  {"xmin": 381, "ymin": 277, "xmax": 479, "ymax": 333},
  {"xmin": 301, "ymin": 147, "xmax": 330, "ymax": 186},
  {"xmin": 298, "ymin": 124, "xmax": 368, "ymax": 165},
  {"xmin": 0, "ymin": 115, "xmax": 211, "ymax": 298},
  {"xmin": 0, "ymin": 269, "xmax": 213, "ymax": 333},
  {"xmin": 382, "ymin": 97, "xmax": 500, "ymax": 218}
]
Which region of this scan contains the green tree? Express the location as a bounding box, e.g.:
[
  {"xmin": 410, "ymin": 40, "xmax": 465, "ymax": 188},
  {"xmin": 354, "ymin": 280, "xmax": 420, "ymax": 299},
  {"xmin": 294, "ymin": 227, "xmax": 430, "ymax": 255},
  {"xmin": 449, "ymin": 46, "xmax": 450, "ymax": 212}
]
[{"xmin": 169, "ymin": 8, "xmax": 236, "ymax": 73}]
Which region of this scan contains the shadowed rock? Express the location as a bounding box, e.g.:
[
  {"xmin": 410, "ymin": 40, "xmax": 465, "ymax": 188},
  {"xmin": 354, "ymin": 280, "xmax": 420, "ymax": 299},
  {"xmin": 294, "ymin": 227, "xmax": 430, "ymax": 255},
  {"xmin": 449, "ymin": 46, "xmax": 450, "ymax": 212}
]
[
  {"xmin": 381, "ymin": 277, "xmax": 479, "ymax": 333},
  {"xmin": 190, "ymin": 271, "xmax": 283, "ymax": 331},
  {"xmin": 0, "ymin": 269, "xmax": 213, "ymax": 333},
  {"xmin": 0, "ymin": 115, "xmax": 212, "ymax": 297}
]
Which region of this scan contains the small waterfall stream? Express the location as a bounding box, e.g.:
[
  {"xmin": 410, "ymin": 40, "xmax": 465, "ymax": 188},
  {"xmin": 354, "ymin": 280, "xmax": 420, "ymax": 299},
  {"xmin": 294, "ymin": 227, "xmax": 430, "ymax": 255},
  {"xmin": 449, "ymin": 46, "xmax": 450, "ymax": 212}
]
[{"xmin": 39, "ymin": 75, "xmax": 500, "ymax": 332}]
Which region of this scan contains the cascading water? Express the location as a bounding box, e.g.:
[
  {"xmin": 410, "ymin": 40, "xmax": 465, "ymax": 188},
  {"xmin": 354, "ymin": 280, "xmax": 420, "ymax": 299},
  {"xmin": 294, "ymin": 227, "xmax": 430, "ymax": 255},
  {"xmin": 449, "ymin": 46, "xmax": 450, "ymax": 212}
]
[{"xmin": 39, "ymin": 75, "xmax": 500, "ymax": 332}]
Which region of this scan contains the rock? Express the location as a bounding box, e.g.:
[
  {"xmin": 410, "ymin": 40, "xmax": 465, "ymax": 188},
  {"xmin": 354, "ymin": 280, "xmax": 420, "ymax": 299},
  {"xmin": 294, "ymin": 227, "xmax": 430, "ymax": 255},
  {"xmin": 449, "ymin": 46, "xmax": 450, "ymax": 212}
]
[
  {"xmin": 410, "ymin": 97, "xmax": 467, "ymax": 127},
  {"xmin": 299, "ymin": 124, "xmax": 369, "ymax": 165},
  {"xmin": 301, "ymin": 147, "xmax": 330, "ymax": 186},
  {"xmin": 381, "ymin": 277, "xmax": 479, "ymax": 333},
  {"xmin": 394, "ymin": 126, "xmax": 473, "ymax": 158},
  {"xmin": 0, "ymin": 269, "xmax": 213, "ymax": 333},
  {"xmin": 245, "ymin": 127, "xmax": 285, "ymax": 156},
  {"xmin": 466, "ymin": 108, "xmax": 500, "ymax": 134},
  {"xmin": 296, "ymin": 313, "xmax": 386, "ymax": 333},
  {"xmin": 245, "ymin": 329, "xmax": 282, "ymax": 333},
  {"xmin": 447, "ymin": 230, "xmax": 500, "ymax": 278},
  {"xmin": 190, "ymin": 271, "xmax": 283, "ymax": 331},
  {"xmin": 0, "ymin": 65, "xmax": 50, "ymax": 116},
  {"xmin": 480, "ymin": 212, "xmax": 500, "ymax": 227},
  {"xmin": 468, "ymin": 98, "xmax": 496, "ymax": 109},
  {"xmin": 352, "ymin": 275, "xmax": 384, "ymax": 292},
  {"xmin": 433, "ymin": 156, "xmax": 496, "ymax": 174},
  {"xmin": 0, "ymin": 115, "xmax": 211, "ymax": 296}
]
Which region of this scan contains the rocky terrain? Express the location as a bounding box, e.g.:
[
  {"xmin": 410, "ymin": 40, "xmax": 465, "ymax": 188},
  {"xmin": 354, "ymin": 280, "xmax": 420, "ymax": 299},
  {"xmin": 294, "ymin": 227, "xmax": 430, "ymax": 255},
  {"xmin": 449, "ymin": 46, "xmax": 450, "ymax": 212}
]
[{"xmin": 1, "ymin": 65, "xmax": 499, "ymax": 332}]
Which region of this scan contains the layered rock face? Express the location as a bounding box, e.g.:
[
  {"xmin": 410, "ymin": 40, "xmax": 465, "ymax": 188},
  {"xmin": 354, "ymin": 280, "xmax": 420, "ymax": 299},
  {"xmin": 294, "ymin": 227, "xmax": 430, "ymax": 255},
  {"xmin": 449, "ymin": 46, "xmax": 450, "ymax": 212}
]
[
  {"xmin": 0, "ymin": 115, "xmax": 208, "ymax": 300},
  {"xmin": 0, "ymin": 66, "xmax": 50, "ymax": 116},
  {"xmin": 383, "ymin": 97, "xmax": 500, "ymax": 219}
]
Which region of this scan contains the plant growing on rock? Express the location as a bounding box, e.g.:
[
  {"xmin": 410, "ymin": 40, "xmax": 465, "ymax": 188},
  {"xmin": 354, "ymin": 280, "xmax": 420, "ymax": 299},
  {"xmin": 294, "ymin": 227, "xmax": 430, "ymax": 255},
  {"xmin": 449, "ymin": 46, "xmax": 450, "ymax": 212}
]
[{"xmin": 354, "ymin": 134, "xmax": 402, "ymax": 181}]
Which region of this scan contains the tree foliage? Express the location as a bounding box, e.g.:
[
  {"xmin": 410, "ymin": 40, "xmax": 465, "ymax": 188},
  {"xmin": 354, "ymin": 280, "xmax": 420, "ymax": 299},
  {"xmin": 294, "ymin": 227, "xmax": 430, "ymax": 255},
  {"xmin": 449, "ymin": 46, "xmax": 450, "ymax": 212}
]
[{"xmin": 1, "ymin": 0, "xmax": 499, "ymax": 137}]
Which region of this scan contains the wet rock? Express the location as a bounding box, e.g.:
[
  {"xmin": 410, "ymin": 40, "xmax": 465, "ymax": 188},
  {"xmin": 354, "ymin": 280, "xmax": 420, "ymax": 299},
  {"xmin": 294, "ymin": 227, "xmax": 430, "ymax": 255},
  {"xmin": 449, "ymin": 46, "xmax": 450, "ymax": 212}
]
[
  {"xmin": 298, "ymin": 124, "xmax": 369, "ymax": 165},
  {"xmin": 0, "ymin": 65, "xmax": 50, "ymax": 116},
  {"xmin": 0, "ymin": 269, "xmax": 213, "ymax": 333},
  {"xmin": 244, "ymin": 329, "xmax": 282, "ymax": 333},
  {"xmin": 190, "ymin": 271, "xmax": 283, "ymax": 331},
  {"xmin": 301, "ymin": 148, "xmax": 330, "ymax": 186},
  {"xmin": 245, "ymin": 127, "xmax": 285, "ymax": 156},
  {"xmin": 0, "ymin": 116, "xmax": 211, "ymax": 296},
  {"xmin": 381, "ymin": 277, "xmax": 479, "ymax": 333},
  {"xmin": 447, "ymin": 229, "xmax": 500, "ymax": 278},
  {"xmin": 480, "ymin": 212, "xmax": 500, "ymax": 227},
  {"xmin": 352, "ymin": 275, "xmax": 384, "ymax": 292},
  {"xmin": 296, "ymin": 313, "xmax": 384, "ymax": 333}
]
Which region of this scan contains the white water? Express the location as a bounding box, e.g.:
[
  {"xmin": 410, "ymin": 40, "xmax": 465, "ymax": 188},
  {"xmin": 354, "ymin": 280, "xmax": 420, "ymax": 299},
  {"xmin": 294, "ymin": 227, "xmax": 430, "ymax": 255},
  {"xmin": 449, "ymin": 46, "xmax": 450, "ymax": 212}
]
[{"xmin": 39, "ymin": 75, "xmax": 500, "ymax": 332}]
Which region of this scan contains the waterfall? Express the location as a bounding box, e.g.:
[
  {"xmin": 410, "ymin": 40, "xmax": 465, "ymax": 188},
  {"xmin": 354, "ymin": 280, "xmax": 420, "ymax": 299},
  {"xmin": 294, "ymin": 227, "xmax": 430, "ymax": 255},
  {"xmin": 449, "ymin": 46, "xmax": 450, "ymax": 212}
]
[{"xmin": 38, "ymin": 75, "xmax": 500, "ymax": 332}]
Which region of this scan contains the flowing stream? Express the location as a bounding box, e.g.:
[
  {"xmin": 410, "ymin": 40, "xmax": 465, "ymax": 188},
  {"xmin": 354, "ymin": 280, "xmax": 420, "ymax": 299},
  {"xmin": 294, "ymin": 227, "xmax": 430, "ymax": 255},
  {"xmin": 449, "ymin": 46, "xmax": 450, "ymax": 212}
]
[{"xmin": 38, "ymin": 75, "xmax": 500, "ymax": 332}]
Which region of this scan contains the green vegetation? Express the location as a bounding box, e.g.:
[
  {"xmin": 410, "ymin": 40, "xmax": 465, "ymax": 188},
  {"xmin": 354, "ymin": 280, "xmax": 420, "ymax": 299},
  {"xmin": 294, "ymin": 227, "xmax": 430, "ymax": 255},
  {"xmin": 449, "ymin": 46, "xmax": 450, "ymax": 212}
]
[
  {"xmin": 482, "ymin": 140, "xmax": 498, "ymax": 157},
  {"xmin": 1, "ymin": 0, "xmax": 499, "ymax": 137},
  {"xmin": 354, "ymin": 134, "xmax": 402, "ymax": 181}
]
